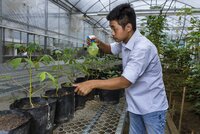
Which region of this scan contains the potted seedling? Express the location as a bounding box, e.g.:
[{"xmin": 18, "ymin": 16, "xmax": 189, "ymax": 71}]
[
  {"xmin": 83, "ymin": 55, "xmax": 105, "ymax": 80},
  {"xmin": 9, "ymin": 43, "xmax": 56, "ymax": 134},
  {"xmin": 61, "ymin": 48, "xmax": 88, "ymax": 110},
  {"xmin": 76, "ymin": 55, "xmax": 102, "ymax": 100},
  {"xmin": 98, "ymin": 55, "xmax": 123, "ymax": 104},
  {"xmin": 0, "ymin": 75, "xmax": 32, "ymax": 134},
  {"xmin": 41, "ymin": 49, "xmax": 75, "ymax": 124},
  {"xmin": 98, "ymin": 69, "xmax": 121, "ymax": 104}
]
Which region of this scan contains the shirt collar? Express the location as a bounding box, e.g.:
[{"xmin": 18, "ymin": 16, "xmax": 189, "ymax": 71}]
[{"xmin": 122, "ymin": 29, "xmax": 141, "ymax": 50}]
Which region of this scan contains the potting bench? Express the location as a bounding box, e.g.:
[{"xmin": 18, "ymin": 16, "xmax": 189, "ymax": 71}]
[{"xmin": 53, "ymin": 97, "xmax": 127, "ymax": 134}]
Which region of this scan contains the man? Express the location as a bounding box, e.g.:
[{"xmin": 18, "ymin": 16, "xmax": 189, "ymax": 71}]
[{"xmin": 74, "ymin": 3, "xmax": 168, "ymax": 134}]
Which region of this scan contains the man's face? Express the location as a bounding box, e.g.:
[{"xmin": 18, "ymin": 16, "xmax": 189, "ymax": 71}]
[{"xmin": 109, "ymin": 20, "xmax": 129, "ymax": 42}]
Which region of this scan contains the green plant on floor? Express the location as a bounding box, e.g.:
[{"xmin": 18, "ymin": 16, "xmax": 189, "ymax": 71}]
[
  {"xmin": 9, "ymin": 43, "xmax": 55, "ymax": 107},
  {"xmin": 186, "ymin": 64, "xmax": 200, "ymax": 114},
  {"xmin": 182, "ymin": 8, "xmax": 200, "ymax": 114},
  {"xmin": 162, "ymin": 41, "xmax": 192, "ymax": 74},
  {"xmin": 162, "ymin": 40, "xmax": 193, "ymax": 95}
]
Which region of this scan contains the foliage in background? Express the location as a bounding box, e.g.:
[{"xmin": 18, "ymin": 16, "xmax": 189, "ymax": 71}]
[
  {"xmin": 184, "ymin": 9, "xmax": 200, "ymax": 114},
  {"xmin": 140, "ymin": 15, "xmax": 167, "ymax": 54},
  {"xmin": 162, "ymin": 42, "xmax": 192, "ymax": 74},
  {"xmin": 162, "ymin": 7, "xmax": 200, "ymax": 114},
  {"xmin": 140, "ymin": 6, "xmax": 200, "ymax": 115},
  {"xmin": 186, "ymin": 64, "xmax": 200, "ymax": 114}
]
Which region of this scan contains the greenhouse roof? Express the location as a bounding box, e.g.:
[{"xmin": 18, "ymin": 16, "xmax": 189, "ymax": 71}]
[{"xmin": 52, "ymin": 0, "xmax": 200, "ymax": 34}]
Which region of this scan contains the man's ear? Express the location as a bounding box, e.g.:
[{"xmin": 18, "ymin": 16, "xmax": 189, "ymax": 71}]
[{"xmin": 125, "ymin": 23, "xmax": 132, "ymax": 32}]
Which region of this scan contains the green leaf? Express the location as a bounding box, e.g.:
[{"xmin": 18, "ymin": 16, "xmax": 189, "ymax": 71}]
[
  {"xmin": 187, "ymin": 27, "xmax": 193, "ymax": 30},
  {"xmin": 39, "ymin": 55, "xmax": 55, "ymax": 65},
  {"xmin": 27, "ymin": 42, "xmax": 41, "ymax": 53},
  {"xmin": 54, "ymin": 50, "xmax": 62, "ymax": 54},
  {"xmin": 14, "ymin": 44, "xmax": 23, "ymax": 49},
  {"xmin": 38, "ymin": 72, "xmax": 46, "ymax": 81},
  {"xmin": 24, "ymin": 58, "xmax": 34, "ymax": 67},
  {"xmin": 47, "ymin": 73, "xmax": 55, "ymax": 81},
  {"xmin": 34, "ymin": 62, "xmax": 40, "ymax": 69},
  {"xmin": 9, "ymin": 58, "xmax": 22, "ymax": 69}
]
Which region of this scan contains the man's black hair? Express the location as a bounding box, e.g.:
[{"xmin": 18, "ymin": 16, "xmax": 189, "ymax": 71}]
[{"xmin": 106, "ymin": 3, "xmax": 136, "ymax": 31}]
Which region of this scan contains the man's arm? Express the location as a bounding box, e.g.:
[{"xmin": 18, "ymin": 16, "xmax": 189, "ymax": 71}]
[
  {"xmin": 96, "ymin": 39, "xmax": 112, "ymax": 54},
  {"xmin": 74, "ymin": 76, "xmax": 131, "ymax": 96}
]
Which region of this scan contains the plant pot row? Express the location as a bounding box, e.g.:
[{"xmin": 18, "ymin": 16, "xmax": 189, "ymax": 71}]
[
  {"xmin": 0, "ymin": 65, "xmax": 123, "ymax": 134},
  {"xmin": 0, "ymin": 77, "xmax": 95, "ymax": 134},
  {"xmin": 0, "ymin": 86, "xmax": 75, "ymax": 134}
]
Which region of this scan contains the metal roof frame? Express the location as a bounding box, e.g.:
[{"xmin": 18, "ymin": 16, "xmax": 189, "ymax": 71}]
[{"xmin": 50, "ymin": 0, "xmax": 200, "ymax": 33}]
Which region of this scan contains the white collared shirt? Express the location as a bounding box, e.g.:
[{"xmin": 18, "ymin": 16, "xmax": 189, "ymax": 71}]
[{"xmin": 110, "ymin": 30, "xmax": 168, "ymax": 115}]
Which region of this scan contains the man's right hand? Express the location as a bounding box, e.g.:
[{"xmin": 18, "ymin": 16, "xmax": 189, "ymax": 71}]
[
  {"xmin": 87, "ymin": 35, "xmax": 111, "ymax": 54},
  {"xmin": 87, "ymin": 35, "xmax": 101, "ymax": 47}
]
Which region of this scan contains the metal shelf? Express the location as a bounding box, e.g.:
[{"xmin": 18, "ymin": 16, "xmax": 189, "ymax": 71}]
[{"xmin": 53, "ymin": 97, "xmax": 126, "ymax": 134}]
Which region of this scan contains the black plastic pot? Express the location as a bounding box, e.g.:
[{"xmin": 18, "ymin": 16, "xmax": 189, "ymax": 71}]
[
  {"xmin": 10, "ymin": 97, "xmax": 51, "ymax": 134},
  {"xmin": 98, "ymin": 89, "xmax": 120, "ymax": 104},
  {"xmin": 45, "ymin": 98, "xmax": 57, "ymax": 134},
  {"xmin": 0, "ymin": 110, "xmax": 31, "ymax": 134},
  {"xmin": 74, "ymin": 77, "xmax": 87, "ymax": 110},
  {"xmin": 45, "ymin": 87, "xmax": 75, "ymax": 124},
  {"xmin": 86, "ymin": 90, "xmax": 95, "ymax": 101}
]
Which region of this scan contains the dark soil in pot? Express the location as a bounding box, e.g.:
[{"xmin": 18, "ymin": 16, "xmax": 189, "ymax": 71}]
[
  {"xmin": 10, "ymin": 97, "xmax": 51, "ymax": 134},
  {"xmin": 0, "ymin": 110, "xmax": 31, "ymax": 134},
  {"xmin": 45, "ymin": 87, "xmax": 75, "ymax": 124}
]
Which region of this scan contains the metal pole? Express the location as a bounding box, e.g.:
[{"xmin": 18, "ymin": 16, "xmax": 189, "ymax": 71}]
[
  {"xmin": 58, "ymin": 7, "xmax": 60, "ymax": 48},
  {"xmin": 0, "ymin": 0, "xmax": 3, "ymax": 63},
  {"xmin": 26, "ymin": 4, "xmax": 29, "ymax": 31},
  {"xmin": 44, "ymin": 0, "xmax": 48, "ymax": 53},
  {"xmin": 82, "ymin": 21, "xmax": 85, "ymax": 46},
  {"xmin": 178, "ymin": 87, "xmax": 186, "ymax": 133},
  {"xmin": 68, "ymin": 13, "xmax": 72, "ymax": 47},
  {"xmin": 169, "ymin": 91, "xmax": 172, "ymax": 107}
]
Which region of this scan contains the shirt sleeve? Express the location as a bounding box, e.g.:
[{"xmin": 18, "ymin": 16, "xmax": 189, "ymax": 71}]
[
  {"xmin": 122, "ymin": 46, "xmax": 151, "ymax": 84},
  {"xmin": 110, "ymin": 42, "xmax": 121, "ymax": 55}
]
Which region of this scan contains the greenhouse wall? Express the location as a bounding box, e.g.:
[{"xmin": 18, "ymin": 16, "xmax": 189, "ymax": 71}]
[{"xmin": 0, "ymin": 0, "xmax": 108, "ymax": 63}]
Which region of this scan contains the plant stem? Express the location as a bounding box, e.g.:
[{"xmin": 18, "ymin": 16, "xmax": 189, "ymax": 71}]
[
  {"xmin": 29, "ymin": 53, "xmax": 34, "ymax": 108},
  {"xmin": 56, "ymin": 88, "xmax": 58, "ymax": 96}
]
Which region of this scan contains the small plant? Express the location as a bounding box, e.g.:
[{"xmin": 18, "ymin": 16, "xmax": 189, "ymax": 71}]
[
  {"xmin": 47, "ymin": 49, "xmax": 63, "ymax": 96},
  {"xmin": 61, "ymin": 48, "xmax": 79, "ymax": 86},
  {"xmin": 82, "ymin": 55, "xmax": 104, "ymax": 79},
  {"xmin": 9, "ymin": 43, "xmax": 55, "ymax": 107}
]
